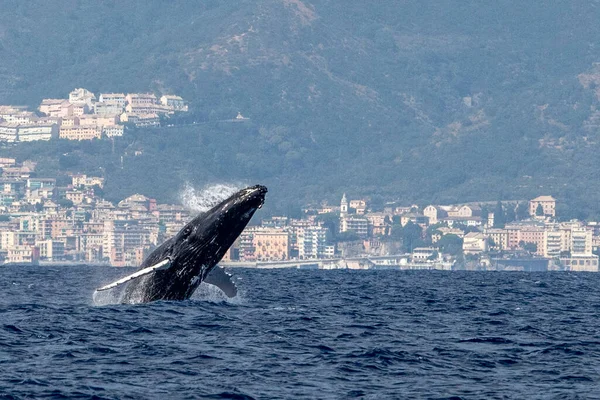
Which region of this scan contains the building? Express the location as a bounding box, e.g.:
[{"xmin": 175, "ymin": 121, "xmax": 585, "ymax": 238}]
[
  {"xmin": 0, "ymin": 123, "xmax": 18, "ymax": 142},
  {"xmin": 462, "ymin": 232, "xmax": 488, "ymax": 254},
  {"xmin": 297, "ymin": 226, "xmax": 328, "ymax": 259},
  {"xmin": 529, "ymin": 195, "xmax": 556, "ymax": 217},
  {"xmin": 95, "ymin": 102, "xmax": 125, "ymax": 116},
  {"xmin": 59, "ymin": 125, "xmax": 102, "ymax": 140},
  {"xmin": 72, "ymin": 174, "xmax": 104, "ymax": 188},
  {"xmin": 6, "ymin": 246, "xmax": 39, "ymax": 264},
  {"xmin": 400, "ymin": 213, "xmax": 428, "ymax": 227},
  {"xmin": 561, "ymin": 255, "xmax": 599, "ymax": 272},
  {"xmin": 544, "ymin": 230, "xmax": 563, "ymax": 257},
  {"xmin": 78, "ymin": 114, "xmax": 118, "ymax": 127},
  {"xmin": 484, "ymin": 228, "xmax": 508, "ymax": 250},
  {"xmin": 340, "ymin": 193, "xmax": 348, "ymax": 217},
  {"xmin": 340, "ymin": 215, "xmax": 369, "ymax": 237},
  {"xmin": 349, "ymin": 199, "xmax": 367, "ymax": 215},
  {"xmin": 516, "ymin": 226, "xmax": 546, "ymax": 256},
  {"xmin": 160, "ymin": 95, "xmax": 188, "ymax": 111},
  {"xmin": 66, "ymin": 190, "xmax": 84, "ymax": 205},
  {"xmin": 126, "ymin": 93, "xmax": 157, "ymax": 107},
  {"xmin": 39, "ymin": 99, "xmax": 73, "ymax": 118},
  {"xmin": 365, "ymin": 212, "xmax": 390, "ymax": 236},
  {"xmin": 412, "ymin": 247, "xmax": 436, "ymax": 261},
  {"xmin": 99, "ymin": 93, "xmax": 126, "ymax": 107},
  {"xmin": 120, "ymin": 113, "xmax": 160, "ymax": 128},
  {"xmin": 17, "ymin": 124, "xmax": 57, "ymax": 142},
  {"xmin": 103, "ymin": 125, "xmax": 124, "ymax": 138},
  {"xmin": 0, "ymin": 158, "xmax": 16, "ymax": 168},
  {"xmin": 69, "ymin": 88, "xmax": 96, "ymax": 107},
  {"xmin": 423, "ymin": 205, "xmax": 447, "ymax": 225},
  {"xmin": 571, "ymin": 228, "xmax": 593, "ymax": 256},
  {"xmin": 252, "ymin": 229, "xmax": 290, "ymax": 261},
  {"xmin": 38, "ymin": 239, "xmax": 65, "ymax": 261}
]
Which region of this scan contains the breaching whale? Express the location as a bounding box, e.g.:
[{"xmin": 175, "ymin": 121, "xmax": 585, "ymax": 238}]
[{"xmin": 95, "ymin": 185, "xmax": 267, "ymax": 303}]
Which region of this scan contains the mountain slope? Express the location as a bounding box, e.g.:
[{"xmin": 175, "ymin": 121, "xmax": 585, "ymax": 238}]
[{"xmin": 2, "ymin": 1, "xmax": 600, "ymax": 216}]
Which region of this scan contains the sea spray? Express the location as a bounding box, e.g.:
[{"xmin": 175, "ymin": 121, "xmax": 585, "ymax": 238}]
[{"xmin": 180, "ymin": 182, "xmax": 241, "ymax": 214}]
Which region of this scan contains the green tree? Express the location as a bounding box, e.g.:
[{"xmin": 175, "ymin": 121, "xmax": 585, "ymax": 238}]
[
  {"xmin": 316, "ymin": 212, "xmax": 340, "ymax": 241},
  {"xmin": 336, "ymin": 231, "xmax": 360, "ymax": 242},
  {"xmin": 536, "ymin": 204, "xmax": 544, "ymax": 216},
  {"xmin": 57, "ymin": 199, "xmax": 74, "ymax": 209},
  {"xmin": 481, "ymin": 206, "xmax": 490, "ymax": 225},
  {"xmin": 520, "ymin": 241, "xmax": 538, "ymax": 253},
  {"xmin": 493, "ymin": 201, "xmax": 505, "ymax": 228},
  {"xmin": 403, "ymin": 222, "xmax": 424, "ymax": 252},
  {"xmin": 505, "ymin": 204, "xmax": 516, "ymax": 223},
  {"xmin": 436, "ymin": 234, "xmax": 463, "ymax": 256}
]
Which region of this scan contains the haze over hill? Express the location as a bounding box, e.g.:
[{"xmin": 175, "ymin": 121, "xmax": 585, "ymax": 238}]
[{"xmin": 2, "ymin": 1, "xmax": 600, "ymax": 217}]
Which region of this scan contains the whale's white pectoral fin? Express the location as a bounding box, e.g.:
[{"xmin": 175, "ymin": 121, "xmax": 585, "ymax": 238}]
[
  {"xmin": 204, "ymin": 266, "xmax": 238, "ymax": 298},
  {"xmin": 95, "ymin": 259, "xmax": 172, "ymax": 292}
]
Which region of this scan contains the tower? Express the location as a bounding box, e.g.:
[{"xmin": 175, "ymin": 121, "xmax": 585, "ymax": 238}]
[{"xmin": 340, "ymin": 193, "xmax": 348, "ymax": 217}]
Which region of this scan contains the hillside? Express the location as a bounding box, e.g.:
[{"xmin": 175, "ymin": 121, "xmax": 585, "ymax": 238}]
[{"xmin": 2, "ymin": 1, "xmax": 600, "ymax": 217}]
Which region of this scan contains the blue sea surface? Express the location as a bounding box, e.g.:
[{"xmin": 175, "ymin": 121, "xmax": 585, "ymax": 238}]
[{"xmin": 1, "ymin": 266, "xmax": 599, "ymax": 399}]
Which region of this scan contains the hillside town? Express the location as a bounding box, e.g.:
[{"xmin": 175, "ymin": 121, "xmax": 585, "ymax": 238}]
[
  {"xmin": 0, "ymin": 88, "xmax": 187, "ymax": 142},
  {"xmin": 0, "ymin": 156, "xmax": 598, "ymax": 271}
]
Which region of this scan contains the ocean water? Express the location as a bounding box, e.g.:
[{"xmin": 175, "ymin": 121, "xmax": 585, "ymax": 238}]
[{"xmin": 1, "ymin": 267, "xmax": 599, "ymax": 399}]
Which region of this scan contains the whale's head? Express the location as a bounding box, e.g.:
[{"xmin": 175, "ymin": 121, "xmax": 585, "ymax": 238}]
[{"xmin": 171, "ymin": 185, "xmax": 267, "ymax": 276}]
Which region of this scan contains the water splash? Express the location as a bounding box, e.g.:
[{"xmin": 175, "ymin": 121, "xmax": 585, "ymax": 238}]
[
  {"xmin": 180, "ymin": 182, "xmax": 241, "ymax": 214},
  {"xmin": 191, "ymin": 282, "xmax": 244, "ymax": 305}
]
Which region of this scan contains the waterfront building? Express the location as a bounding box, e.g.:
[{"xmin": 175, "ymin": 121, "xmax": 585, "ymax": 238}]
[
  {"xmin": 411, "ymin": 247, "xmax": 436, "ymax": 261},
  {"xmin": 252, "ymin": 228, "xmax": 290, "ymax": 261},
  {"xmin": 462, "ymin": 232, "xmax": 488, "ymax": 254},
  {"xmin": 561, "ymin": 255, "xmax": 599, "ymax": 272},
  {"xmin": 37, "ymin": 239, "xmax": 65, "ymax": 261},
  {"xmin": 296, "ymin": 226, "xmax": 327, "ymax": 259},
  {"xmin": 484, "ymin": 228, "xmax": 508, "ymax": 250},
  {"xmin": 6, "ymin": 246, "xmax": 39, "ymax": 264}
]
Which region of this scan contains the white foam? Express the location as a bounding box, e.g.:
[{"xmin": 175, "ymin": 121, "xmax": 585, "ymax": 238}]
[
  {"xmin": 191, "ymin": 282, "xmax": 244, "ymax": 305},
  {"xmin": 180, "ymin": 182, "xmax": 242, "ymax": 214}
]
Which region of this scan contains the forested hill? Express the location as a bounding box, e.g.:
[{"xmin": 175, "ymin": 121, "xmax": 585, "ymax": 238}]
[{"xmin": 2, "ymin": 1, "xmax": 600, "ymax": 217}]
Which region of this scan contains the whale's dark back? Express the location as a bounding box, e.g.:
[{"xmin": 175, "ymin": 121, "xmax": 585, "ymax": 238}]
[{"xmin": 120, "ymin": 185, "xmax": 267, "ymax": 303}]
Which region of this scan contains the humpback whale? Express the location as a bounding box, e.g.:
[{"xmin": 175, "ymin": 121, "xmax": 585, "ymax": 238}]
[{"xmin": 95, "ymin": 185, "xmax": 267, "ymax": 303}]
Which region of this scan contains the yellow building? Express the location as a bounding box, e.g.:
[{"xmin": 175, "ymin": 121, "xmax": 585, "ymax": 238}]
[
  {"xmin": 252, "ymin": 229, "xmax": 289, "ymax": 261},
  {"xmin": 59, "ymin": 125, "xmax": 102, "ymax": 140},
  {"xmin": 484, "ymin": 228, "xmax": 508, "ymax": 250}
]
